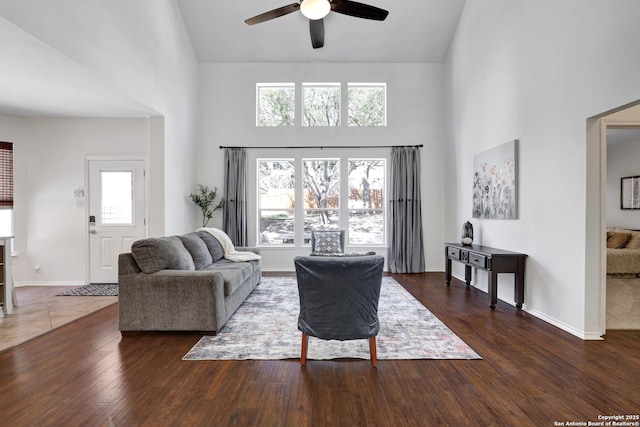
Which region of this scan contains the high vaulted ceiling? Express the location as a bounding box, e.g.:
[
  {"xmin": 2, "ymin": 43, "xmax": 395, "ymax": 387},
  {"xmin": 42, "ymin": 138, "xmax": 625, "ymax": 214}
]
[
  {"xmin": 0, "ymin": 0, "xmax": 465, "ymax": 118},
  {"xmin": 177, "ymin": 0, "xmax": 466, "ymax": 63}
]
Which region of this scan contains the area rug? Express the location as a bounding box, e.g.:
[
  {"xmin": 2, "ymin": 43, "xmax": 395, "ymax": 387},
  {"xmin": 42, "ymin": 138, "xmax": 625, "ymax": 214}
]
[
  {"xmin": 57, "ymin": 283, "xmax": 118, "ymax": 296},
  {"xmin": 183, "ymin": 277, "xmax": 481, "ymax": 361}
]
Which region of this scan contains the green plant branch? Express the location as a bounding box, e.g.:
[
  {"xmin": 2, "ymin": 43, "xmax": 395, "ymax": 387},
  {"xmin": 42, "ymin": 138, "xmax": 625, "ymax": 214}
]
[{"xmin": 189, "ymin": 184, "xmax": 225, "ymax": 227}]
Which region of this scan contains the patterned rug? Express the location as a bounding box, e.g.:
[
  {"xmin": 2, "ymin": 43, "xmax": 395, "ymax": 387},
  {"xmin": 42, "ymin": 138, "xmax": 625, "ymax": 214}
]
[
  {"xmin": 57, "ymin": 283, "xmax": 118, "ymax": 296},
  {"xmin": 183, "ymin": 277, "xmax": 481, "ymax": 361}
]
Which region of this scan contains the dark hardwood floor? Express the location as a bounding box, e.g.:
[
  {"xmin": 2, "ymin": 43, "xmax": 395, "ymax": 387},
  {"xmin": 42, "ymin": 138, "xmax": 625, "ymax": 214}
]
[{"xmin": 1, "ymin": 272, "xmax": 638, "ymax": 426}]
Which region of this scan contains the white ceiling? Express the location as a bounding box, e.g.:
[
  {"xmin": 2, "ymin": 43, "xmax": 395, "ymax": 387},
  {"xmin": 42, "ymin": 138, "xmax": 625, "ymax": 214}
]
[
  {"xmin": 177, "ymin": 0, "xmax": 467, "ymax": 63},
  {"xmin": 0, "ymin": 0, "xmax": 465, "ymax": 118}
]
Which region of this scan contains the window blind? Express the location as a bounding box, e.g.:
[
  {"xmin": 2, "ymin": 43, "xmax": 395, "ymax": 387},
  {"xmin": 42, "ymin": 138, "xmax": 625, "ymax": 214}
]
[{"xmin": 0, "ymin": 142, "xmax": 13, "ymax": 209}]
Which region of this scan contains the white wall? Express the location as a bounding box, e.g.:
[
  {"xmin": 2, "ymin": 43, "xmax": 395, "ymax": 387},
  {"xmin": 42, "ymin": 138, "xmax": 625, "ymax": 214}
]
[
  {"xmin": 607, "ymin": 140, "xmax": 640, "ymax": 229},
  {"xmin": 0, "ymin": 0, "xmax": 200, "ymax": 237},
  {"xmin": 0, "ymin": 115, "xmax": 151, "ymax": 285},
  {"xmin": 445, "ymin": 0, "xmax": 640, "ymax": 338},
  {"xmin": 198, "ymin": 63, "xmax": 446, "ymax": 271}
]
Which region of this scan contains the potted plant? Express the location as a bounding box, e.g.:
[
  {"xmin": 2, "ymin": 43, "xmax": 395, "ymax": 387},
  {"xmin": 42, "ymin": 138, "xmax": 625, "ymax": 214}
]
[{"xmin": 189, "ymin": 184, "xmax": 224, "ymax": 227}]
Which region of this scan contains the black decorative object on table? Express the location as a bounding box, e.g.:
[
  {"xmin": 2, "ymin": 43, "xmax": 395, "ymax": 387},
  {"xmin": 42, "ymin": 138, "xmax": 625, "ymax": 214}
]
[{"xmin": 461, "ymin": 221, "xmax": 473, "ymax": 245}]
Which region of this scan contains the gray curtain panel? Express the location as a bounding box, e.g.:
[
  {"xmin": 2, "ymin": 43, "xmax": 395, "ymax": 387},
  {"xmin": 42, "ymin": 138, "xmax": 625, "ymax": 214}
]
[
  {"xmin": 223, "ymin": 147, "xmax": 248, "ymax": 246},
  {"xmin": 388, "ymin": 146, "xmax": 425, "ymax": 273}
]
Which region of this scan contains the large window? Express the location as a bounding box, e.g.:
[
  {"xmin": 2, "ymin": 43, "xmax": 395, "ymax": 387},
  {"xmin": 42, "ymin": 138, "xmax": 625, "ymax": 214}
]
[
  {"xmin": 258, "ymin": 159, "xmax": 296, "ymax": 244},
  {"xmin": 302, "ymin": 83, "xmax": 341, "ymax": 126},
  {"xmin": 256, "ymin": 84, "xmax": 295, "ymax": 127},
  {"xmin": 258, "ymin": 156, "xmax": 385, "ymax": 247}
]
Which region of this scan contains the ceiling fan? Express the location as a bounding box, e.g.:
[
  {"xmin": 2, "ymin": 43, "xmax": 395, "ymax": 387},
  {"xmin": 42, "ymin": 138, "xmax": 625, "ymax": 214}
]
[{"xmin": 244, "ymin": 0, "xmax": 389, "ymax": 49}]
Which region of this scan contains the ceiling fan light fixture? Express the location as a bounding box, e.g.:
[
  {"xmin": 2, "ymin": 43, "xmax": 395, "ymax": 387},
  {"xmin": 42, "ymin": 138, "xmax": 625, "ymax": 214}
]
[{"xmin": 300, "ymin": 0, "xmax": 331, "ymax": 20}]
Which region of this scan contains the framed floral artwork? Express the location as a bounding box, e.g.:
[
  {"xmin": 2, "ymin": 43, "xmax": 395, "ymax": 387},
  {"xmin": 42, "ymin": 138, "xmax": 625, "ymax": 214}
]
[{"xmin": 472, "ymin": 140, "xmax": 518, "ymax": 219}]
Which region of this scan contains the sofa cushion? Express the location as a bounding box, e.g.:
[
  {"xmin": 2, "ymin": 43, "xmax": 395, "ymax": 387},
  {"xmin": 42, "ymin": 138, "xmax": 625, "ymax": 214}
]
[
  {"xmin": 196, "ymin": 230, "xmax": 225, "ymax": 262},
  {"xmin": 203, "ymin": 260, "xmax": 254, "ymax": 296},
  {"xmin": 131, "ymin": 237, "xmax": 195, "ymax": 274},
  {"xmin": 178, "ymin": 232, "xmax": 213, "ymax": 269}
]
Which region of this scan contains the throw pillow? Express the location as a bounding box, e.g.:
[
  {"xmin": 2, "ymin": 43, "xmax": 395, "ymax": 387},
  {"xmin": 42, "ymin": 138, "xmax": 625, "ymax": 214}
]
[
  {"xmin": 196, "ymin": 230, "xmax": 225, "ymax": 262},
  {"xmin": 178, "ymin": 233, "xmax": 213, "ymax": 269},
  {"xmin": 607, "ymin": 232, "xmax": 631, "ymax": 249},
  {"xmin": 625, "ymin": 232, "xmax": 640, "ymax": 250},
  {"xmin": 312, "ymin": 230, "xmax": 344, "ymax": 254},
  {"xmin": 131, "ymin": 237, "xmax": 196, "ymax": 274}
]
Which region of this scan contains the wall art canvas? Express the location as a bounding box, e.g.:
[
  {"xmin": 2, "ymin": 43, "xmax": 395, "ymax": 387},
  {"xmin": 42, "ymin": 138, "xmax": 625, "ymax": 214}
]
[
  {"xmin": 620, "ymin": 175, "xmax": 640, "ymax": 209},
  {"xmin": 472, "ymin": 139, "xmax": 518, "ymax": 219}
]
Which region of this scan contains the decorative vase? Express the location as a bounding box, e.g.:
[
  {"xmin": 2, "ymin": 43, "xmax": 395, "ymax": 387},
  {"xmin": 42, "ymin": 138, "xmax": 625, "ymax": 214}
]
[{"xmin": 461, "ymin": 221, "xmax": 473, "ymax": 245}]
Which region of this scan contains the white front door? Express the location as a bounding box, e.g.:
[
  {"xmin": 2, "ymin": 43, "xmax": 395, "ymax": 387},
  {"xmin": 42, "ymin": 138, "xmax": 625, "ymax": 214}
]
[{"xmin": 88, "ymin": 159, "xmax": 146, "ymax": 284}]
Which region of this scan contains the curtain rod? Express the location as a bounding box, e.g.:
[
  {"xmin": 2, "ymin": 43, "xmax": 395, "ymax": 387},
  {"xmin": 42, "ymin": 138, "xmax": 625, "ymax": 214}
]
[{"xmin": 219, "ymin": 144, "xmax": 423, "ymax": 149}]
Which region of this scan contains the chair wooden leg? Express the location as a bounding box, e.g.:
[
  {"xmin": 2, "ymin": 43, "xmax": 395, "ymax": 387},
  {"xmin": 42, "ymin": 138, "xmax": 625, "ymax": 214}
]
[
  {"xmin": 300, "ymin": 332, "xmax": 309, "ymax": 366},
  {"xmin": 369, "ymin": 336, "xmax": 378, "ymax": 368}
]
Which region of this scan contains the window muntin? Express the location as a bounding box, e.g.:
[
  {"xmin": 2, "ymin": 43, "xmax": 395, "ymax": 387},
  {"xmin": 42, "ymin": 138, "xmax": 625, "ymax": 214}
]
[
  {"xmin": 348, "ymin": 83, "xmax": 386, "ymax": 127},
  {"xmin": 101, "ymin": 171, "xmax": 133, "ymax": 225},
  {"xmin": 258, "ymin": 159, "xmax": 296, "ymax": 245},
  {"xmin": 257, "ymin": 84, "xmax": 295, "ymax": 127},
  {"xmin": 302, "ymin": 83, "xmax": 341, "ymax": 126},
  {"xmin": 348, "ymin": 159, "xmax": 385, "ymax": 245}
]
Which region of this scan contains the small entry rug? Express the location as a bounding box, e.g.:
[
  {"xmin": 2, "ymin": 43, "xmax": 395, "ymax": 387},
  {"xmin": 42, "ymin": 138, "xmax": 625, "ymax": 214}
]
[
  {"xmin": 183, "ymin": 277, "xmax": 481, "ymax": 361},
  {"xmin": 57, "ymin": 283, "xmax": 118, "ymax": 296}
]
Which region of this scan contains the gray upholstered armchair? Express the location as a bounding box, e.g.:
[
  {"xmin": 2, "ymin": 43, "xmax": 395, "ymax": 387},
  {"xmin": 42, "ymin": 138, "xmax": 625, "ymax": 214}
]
[{"xmin": 294, "ymin": 254, "xmax": 385, "ymax": 367}]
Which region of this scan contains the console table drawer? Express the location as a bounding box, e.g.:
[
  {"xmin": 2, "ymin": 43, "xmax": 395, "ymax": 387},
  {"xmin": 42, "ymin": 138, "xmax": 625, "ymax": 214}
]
[
  {"xmin": 468, "ymin": 253, "xmax": 488, "ymax": 269},
  {"xmin": 447, "ymin": 247, "xmax": 461, "ymax": 259}
]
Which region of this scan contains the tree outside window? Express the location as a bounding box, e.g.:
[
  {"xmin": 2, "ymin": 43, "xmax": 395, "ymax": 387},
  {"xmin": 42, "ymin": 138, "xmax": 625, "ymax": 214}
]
[
  {"xmin": 303, "ymin": 159, "xmax": 340, "ymax": 239},
  {"xmin": 302, "ymin": 83, "xmax": 340, "ymax": 126},
  {"xmin": 257, "ymin": 84, "xmax": 295, "ymax": 127},
  {"xmin": 348, "ymin": 84, "xmax": 386, "ymax": 127}
]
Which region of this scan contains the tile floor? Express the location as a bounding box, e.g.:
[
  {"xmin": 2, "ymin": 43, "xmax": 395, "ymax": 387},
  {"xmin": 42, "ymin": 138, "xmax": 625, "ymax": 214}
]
[{"xmin": 0, "ymin": 286, "xmax": 117, "ymax": 352}]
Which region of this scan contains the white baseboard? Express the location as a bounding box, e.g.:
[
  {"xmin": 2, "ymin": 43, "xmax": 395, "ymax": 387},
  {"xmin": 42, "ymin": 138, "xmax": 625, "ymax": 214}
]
[
  {"xmin": 450, "ymin": 273, "xmax": 602, "ymax": 340},
  {"xmin": 15, "ymin": 281, "xmax": 85, "ymax": 288}
]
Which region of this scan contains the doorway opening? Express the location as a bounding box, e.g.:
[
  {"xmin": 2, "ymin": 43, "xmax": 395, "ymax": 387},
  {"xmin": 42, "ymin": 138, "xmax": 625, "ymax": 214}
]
[{"xmin": 588, "ymin": 100, "xmax": 640, "ymax": 336}]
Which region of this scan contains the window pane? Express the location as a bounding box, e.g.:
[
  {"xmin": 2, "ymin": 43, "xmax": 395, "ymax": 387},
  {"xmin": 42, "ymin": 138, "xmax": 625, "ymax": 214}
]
[
  {"xmin": 348, "ymin": 84, "xmax": 386, "ymax": 126},
  {"xmin": 348, "ymin": 159, "xmax": 385, "ymax": 245},
  {"xmin": 302, "ymin": 84, "xmax": 340, "ymax": 126},
  {"xmin": 257, "ymin": 84, "xmax": 295, "ymax": 127},
  {"xmin": 258, "ymin": 159, "xmax": 295, "ymax": 245},
  {"xmin": 259, "ymin": 210, "xmax": 295, "ymax": 244},
  {"xmin": 349, "ymin": 210, "xmax": 384, "ymax": 245},
  {"xmin": 101, "ymin": 171, "xmax": 133, "ymax": 225},
  {"xmin": 0, "ymin": 209, "xmax": 12, "ymax": 236},
  {"xmin": 303, "ymin": 159, "xmax": 340, "ymax": 209}
]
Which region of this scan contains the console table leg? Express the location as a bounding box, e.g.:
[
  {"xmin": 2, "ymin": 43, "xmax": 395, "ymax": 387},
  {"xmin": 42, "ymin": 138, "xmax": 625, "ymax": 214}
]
[
  {"xmin": 489, "ymin": 271, "xmax": 498, "ymax": 310},
  {"xmin": 445, "ymin": 257, "xmax": 452, "ymax": 286},
  {"xmin": 515, "ymin": 259, "xmax": 525, "ymax": 310},
  {"xmin": 464, "ymin": 265, "xmax": 472, "ymax": 286}
]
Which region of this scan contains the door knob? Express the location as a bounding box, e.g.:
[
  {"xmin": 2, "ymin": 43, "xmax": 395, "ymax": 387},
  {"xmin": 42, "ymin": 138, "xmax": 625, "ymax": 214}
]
[{"xmin": 89, "ymin": 230, "xmax": 97, "ymax": 234}]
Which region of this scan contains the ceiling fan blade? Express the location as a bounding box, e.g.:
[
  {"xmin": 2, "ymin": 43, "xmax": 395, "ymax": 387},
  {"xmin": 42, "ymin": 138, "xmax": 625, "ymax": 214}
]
[
  {"xmin": 309, "ymin": 19, "xmax": 325, "ymax": 49},
  {"xmin": 330, "ymin": 0, "xmax": 389, "ymax": 21},
  {"xmin": 245, "ymin": 3, "xmax": 300, "ymax": 25}
]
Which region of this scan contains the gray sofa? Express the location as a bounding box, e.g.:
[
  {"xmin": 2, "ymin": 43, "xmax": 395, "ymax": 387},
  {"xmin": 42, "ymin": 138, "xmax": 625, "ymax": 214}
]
[{"xmin": 118, "ymin": 231, "xmax": 261, "ymax": 335}]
